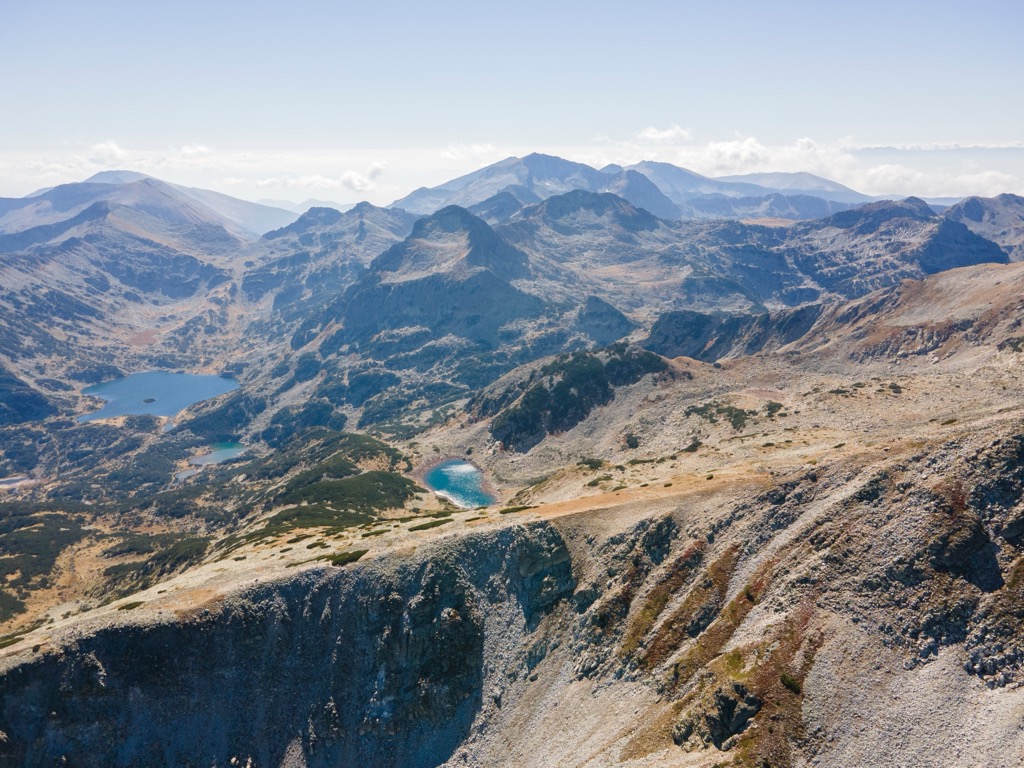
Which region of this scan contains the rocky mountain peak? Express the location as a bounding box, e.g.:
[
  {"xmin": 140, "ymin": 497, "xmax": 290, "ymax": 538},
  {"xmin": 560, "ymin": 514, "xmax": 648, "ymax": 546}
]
[
  {"xmin": 262, "ymin": 206, "xmax": 344, "ymax": 239},
  {"xmin": 818, "ymin": 196, "xmax": 936, "ymax": 235},
  {"xmin": 372, "ymin": 206, "xmax": 529, "ymax": 282},
  {"xmin": 520, "ymin": 190, "xmax": 660, "ymax": 232}
]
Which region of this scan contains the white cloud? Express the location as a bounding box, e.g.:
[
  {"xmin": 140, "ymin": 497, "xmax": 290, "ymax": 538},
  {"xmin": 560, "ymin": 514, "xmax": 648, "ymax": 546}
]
[
  {"xmin": 88, "ymin": 139, "xmax": 127, "ymax": 166},
  {"xmin": 861, "ymin": 141, "xmax": 1024, "ymax": 151},
  {"xmin": 252, "ymin": 172, "xmax": 376, "ymax": 193},
  {"xmin": 635, "ymin": 124, "xmax": 692, "ymax": 143},
  {"xmin": 1, "ymin": 138, "xmax": 1021, "ymax": 205},
  {"xmin": 178, "ymin": 143, "xmax": 213, "ymax": 157},
  {"xmin": 340, "ymin": 170, "xmax": 372, "ymax": 192}
]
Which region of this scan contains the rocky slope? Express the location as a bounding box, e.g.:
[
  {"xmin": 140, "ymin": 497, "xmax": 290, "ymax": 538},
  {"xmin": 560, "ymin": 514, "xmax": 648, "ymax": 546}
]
[
  {"xmin": 4, "ymin": 256, "xmax": 1024, "ymax": 764},
  {"xmin": 942, "ymin": 193, "xmax": 1024, "ymax": 262},
  {"xmin": 4, "ymin": 394, "xmax": 1024, "ymax": 766}
]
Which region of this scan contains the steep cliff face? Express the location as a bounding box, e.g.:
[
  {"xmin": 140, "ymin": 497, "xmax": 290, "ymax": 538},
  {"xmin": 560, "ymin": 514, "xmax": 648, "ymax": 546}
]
[{"xmin": 0, "ymin": 524, "xmax": 574, "ymax": 768}]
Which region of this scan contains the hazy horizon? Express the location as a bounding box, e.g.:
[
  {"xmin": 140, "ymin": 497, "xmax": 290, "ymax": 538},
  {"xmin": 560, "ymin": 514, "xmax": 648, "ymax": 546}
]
[{"xmin": 3, "ymin": 0, "xmax": 1022, "ymax": 205}]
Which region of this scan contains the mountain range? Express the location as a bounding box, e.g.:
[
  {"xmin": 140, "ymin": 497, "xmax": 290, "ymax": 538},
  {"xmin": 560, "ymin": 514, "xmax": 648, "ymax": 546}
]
[
  {"xmin": 391, "ymin": 153, "xmax": 884, "ymax": 223},
  {"xmin": 1, "ymin": 161, "xmax": 1021, "ymax": 437},
  {"xmin": 4, "ymin": 156, "xmax": 1024, "ymax": 767}
]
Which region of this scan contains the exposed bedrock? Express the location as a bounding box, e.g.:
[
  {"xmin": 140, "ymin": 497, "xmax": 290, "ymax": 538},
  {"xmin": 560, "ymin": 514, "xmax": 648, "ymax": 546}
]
[{"xmin": 0, "ymin": 524, "xmax": 574, "ymax": 768}]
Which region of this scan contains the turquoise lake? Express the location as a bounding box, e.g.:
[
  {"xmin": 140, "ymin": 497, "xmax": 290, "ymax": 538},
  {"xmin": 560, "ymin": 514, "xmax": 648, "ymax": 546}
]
[
  {"xmin": 423, "ymin": 459, "xmax": 496, "ymax": 508},
  {"xmin": 79, "ymin": 371, "xmax": 238, "ymax": 422},
  {"xmin": 191, "ymin": 443, "xmax": 247, "ymax": 466}
]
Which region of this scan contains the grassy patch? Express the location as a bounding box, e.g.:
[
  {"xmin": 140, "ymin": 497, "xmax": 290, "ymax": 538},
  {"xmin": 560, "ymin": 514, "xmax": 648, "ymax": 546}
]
[
  {"xmin": 409, "ymin": 518, "xmax": 452, "ymax": 531},
  {"xmin": 621, "ymin": 541, "xmax": 706, "ymax": 657},
  {"xmin": 0, "ymin": 512, "xmax": 88, "ymax": 590},
  {"xmin": 685, "ymin": 401, "xmax": 756, "ymax": 431},
  {"xmin": 319, "ymin": 549, "xmax": 368, "ymax": 567},
  {"xmin": 0, "ymin": 591, "xmax": 27, "ymax": 622},
  {"xmin": 0, "ymin": 623, "xmax": 42, "ymax": 649},
  {"xmin": 276, "ymin": 470, "xmax": 421, "ymax": 513},
  {"xmin": 499, "ymin": 505, "xmax": 535, "ymax": 515},
  {"xmin": 780, "ymin": 671, "xmax": 802, "ymax": 694},
  {"xmin": 103, "ymin": 537, "xmax": 210, "ymax": 595},
  {"xmin": 645, "ymin": 545, "xmax": 741, "ymax": 673}
]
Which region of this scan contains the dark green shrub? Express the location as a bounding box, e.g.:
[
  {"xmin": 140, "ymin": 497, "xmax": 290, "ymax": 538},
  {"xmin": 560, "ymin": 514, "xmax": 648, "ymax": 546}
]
[
  {"xmin": 409, "ymin": 518, "xmax": 452, "ymax": 531},
  {"xmin": 293, "ymin": 353, "xmax": 322, "ymax": 382},
  {"xmin": 780, "ymin": 671, "xmax": 802, "ymax": 695}
]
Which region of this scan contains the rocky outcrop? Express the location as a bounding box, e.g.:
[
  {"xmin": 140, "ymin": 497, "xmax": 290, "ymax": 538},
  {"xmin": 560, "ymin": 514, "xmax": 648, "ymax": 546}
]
[
  {"xmin": 0, "ymin": 524, "xmax": 575, "ymax": 768},
  {"xmin": 643, "ymin": 304, "xmax": 822, "ymax": 362},
  {"xmin": 8, "ymin": 426, "xmax": 1024, "ymax": 766},
  {"xmin": 573, "ymin": 296, "xmax": 635, "ymax": 347},
  {"xmin": 943, "ymin": 193, "xmax": 1024, "ymax": 262},
  {"xmin": 673, "ymin": 682, "xmax": 762, "ymax": 751}
]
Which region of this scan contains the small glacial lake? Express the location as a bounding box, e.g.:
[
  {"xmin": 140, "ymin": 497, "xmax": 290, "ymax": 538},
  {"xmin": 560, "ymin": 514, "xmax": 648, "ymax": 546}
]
[
  {"xmin": 79, "ymin": 371, "xmax": 238, "ymax": 422},
  {"xmin": 423, "ymin": 459, "xmax": 496, "ymax": 508},
  {"xmin": 191, "ymin": 442, "xmax": 247, "ymax": 466}
]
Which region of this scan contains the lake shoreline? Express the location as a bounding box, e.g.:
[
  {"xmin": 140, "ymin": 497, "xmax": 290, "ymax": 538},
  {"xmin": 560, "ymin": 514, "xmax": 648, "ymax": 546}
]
[
  {"xmin": 78, "ymin": 371, "xmax": 238, "ymax": 422},
  {"xmin": 413, "ymin": 455, "xmax": 499, "ymax": 508}
]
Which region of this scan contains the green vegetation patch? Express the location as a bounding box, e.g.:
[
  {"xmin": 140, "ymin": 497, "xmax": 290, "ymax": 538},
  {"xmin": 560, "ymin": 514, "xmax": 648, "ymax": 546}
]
[
  {"xmin": 409, "ymin": 518, "xmax": 453, "ymax": 531},
  {"xmin": 499, "ymin": 505, "xmax": 535, "ymax": 515},
  {"xmin": 317, "ymin": 549, "xmax": 368, "ymax": 567},
  {"xmin": 275, "ymin": 470, "xmax": 421, "ymax": 512},
  {"xmin": 780, "ymin": 671, "xmax": 802, "ymax": 694},
  {"xmin": 0, "ymin": 511, "xmax": 88, "ymax": 618},
  {"xmin": 487, "ymin": 345, "xmax": 667, "ymax": 453},
  {"xmin": 102, "ymin": 537, "xmax": 210, "ymax": 595},
  {"xmin": 263, "ymin": 505, "xmax": 374, "ymax": 534},
  {"xmin": 177, "ymin": 391, "xmax": 267, "ymax": 443},
  {"xmin": 685, "ymin": 401, "xmax": 757, "ymax": 431},
  {"xmin": 0, "ymin": 592, "xmax": 26, "ymax": 623}
]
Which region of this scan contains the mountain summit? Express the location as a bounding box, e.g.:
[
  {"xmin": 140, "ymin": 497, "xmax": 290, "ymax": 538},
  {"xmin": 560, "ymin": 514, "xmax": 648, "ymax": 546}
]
[
  {"xmin": 390, "ymin": 153, "xmax": 874, "ymax": 222},
  {"xmin": 390, "ymin": 153, "xmax": 679, "ymax": 219}
]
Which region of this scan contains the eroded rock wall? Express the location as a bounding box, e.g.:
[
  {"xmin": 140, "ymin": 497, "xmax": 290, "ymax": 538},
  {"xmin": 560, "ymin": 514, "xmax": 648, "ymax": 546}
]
[{"xmin": 0, "ymin": 524, "xmax": 573, "ymax": 768}]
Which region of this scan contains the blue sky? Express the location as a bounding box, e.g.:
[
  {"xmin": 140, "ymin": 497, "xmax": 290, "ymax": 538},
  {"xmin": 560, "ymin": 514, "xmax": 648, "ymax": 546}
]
[{"xmin": 2, "ymin": 0, "xmax": 1022, "ymax": 204}]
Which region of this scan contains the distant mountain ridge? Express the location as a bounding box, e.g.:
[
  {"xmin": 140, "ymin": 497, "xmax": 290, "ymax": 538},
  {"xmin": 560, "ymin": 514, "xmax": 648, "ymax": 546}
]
[
  {"xmin": 82, "ymin": 171, "xmax": 299, "ymax": 236},
  {"xmin": 0, "ymin": 163, "xmax": 1014, "ymax": 439},
  {"xmin": 713, "ymin": 170, "xmax": 873, "ymax": 203},
  {"xmin": 0, "ymin": 174, "xmax": 297, "ymax": 240},
  {"xmin": 390, "ymin": 153, "xmax": 878, "ymax": 222},
  {"xmin": 391, "ymin": 153, "xmax": 680, "ymax": 219}
]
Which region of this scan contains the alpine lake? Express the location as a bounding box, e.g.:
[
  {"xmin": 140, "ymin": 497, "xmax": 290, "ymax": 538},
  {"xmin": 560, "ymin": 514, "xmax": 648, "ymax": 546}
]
[
  {"xmin": 423, "ymin": 459, "xmax": 496, "ymax": 508},
  {"xmin": 78, "ymin": 371, "xmax": 238, "ymax": 422}
]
